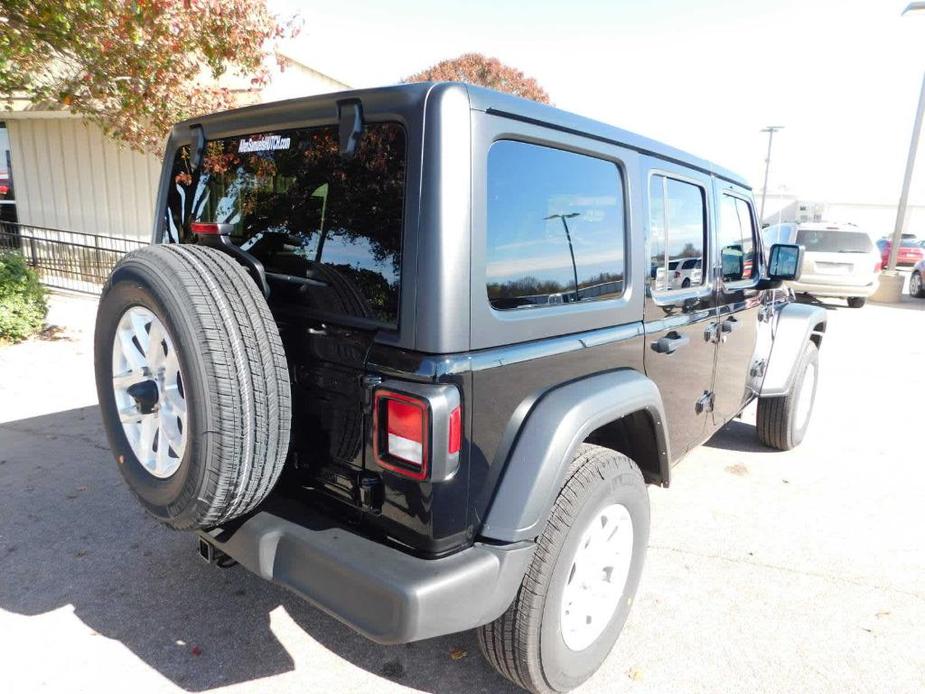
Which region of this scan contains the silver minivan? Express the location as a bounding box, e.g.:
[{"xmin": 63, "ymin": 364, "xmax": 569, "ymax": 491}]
[{"xmin": 762, "ymin": 222, "xmax": 880, "ymax": 307}]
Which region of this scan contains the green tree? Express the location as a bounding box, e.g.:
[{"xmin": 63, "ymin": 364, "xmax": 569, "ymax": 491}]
[
  {"xmin": 403, "ymin": 53, "xmax": 551, "ymax": 104},
  {"xmin": 0, "ymin": 0, "xmax": 297, "ymax": 154}
]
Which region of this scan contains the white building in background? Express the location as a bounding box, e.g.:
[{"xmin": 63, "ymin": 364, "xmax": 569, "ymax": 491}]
[
  {"xmin": 759, "ymin": 193, "xmax": 925, "ymax": 240},
  {"xmin": 0, "ymin": 52, "xmax": 350, "ymax": 241}
]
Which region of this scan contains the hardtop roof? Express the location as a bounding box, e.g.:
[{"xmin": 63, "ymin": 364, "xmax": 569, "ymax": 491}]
[{"xmin": 178, "ymin": 81, "xmax": 750, "ymax": 189}]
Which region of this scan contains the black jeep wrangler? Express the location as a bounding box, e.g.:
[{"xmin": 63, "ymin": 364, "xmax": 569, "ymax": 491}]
[{"xmin": 94, "ymin": 83, "xmax": 826, "ymax": 692}]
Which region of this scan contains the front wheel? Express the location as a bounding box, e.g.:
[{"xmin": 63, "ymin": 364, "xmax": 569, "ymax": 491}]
[
  {"xmin": 756, "ymin": 341, "xmax": 819, "ymax": 450},
  {"xmin": 477, "ymin": 444, "xmax": 649, "ymax": 693},
  {"xmin": 846, "ymin": 297, "xmax": 866, "ymax": 308}
]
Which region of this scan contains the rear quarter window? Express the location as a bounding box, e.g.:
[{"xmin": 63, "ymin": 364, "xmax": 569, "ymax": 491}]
[{"xmin": 485, "ymin": 140, "xmax": 626, "ymax": 310}]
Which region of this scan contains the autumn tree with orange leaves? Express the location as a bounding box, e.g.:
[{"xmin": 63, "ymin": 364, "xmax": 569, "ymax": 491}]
[
  {"xmin": 0, "ymin": 0, "xmax": 298, "ymax": 154},
  {"xmin": 403, "ymin": 53, "xmax": 551, "ymax": 104}
]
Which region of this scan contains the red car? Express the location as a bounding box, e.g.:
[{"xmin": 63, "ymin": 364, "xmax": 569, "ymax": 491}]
[{"xmin": 878, "ymin": 236, "xmax": 925, "ymax": 268}]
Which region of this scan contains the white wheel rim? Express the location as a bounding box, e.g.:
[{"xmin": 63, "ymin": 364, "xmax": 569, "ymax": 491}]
[
  {"xmin": 111, "ymin": 306, "xmax": 188, "ymax": 479},
  {"xmin": 560, "ymin": 503, "xmax": 634, "ymax": 652},
  {"xmin": 795, "ymin": 361, "xmax": 816, "ymax": 431}
]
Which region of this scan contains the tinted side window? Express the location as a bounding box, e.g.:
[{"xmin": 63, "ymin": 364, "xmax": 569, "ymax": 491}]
[
  {"xmin": 649, "ymin": 175, "xmax": 706, "ymax": 292},
  {"xmin": 486, "ymin": 140, "xmax": 625, "ymax": 310},
  {"xmin": 718, "ymin": 194, "xmax": 758, "ymax": 282}
]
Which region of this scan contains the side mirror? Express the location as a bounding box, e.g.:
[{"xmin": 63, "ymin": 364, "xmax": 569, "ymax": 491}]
[
  {"xmin": 721, "ymin": 247, "xmax": 744, "ymax": 282},
  {"xmin": 768, "ymin": 243, "xmax": 804, "ymax": 281}
]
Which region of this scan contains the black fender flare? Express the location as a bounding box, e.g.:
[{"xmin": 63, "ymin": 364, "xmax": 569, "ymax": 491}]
[
  {"xmin": 479, "ymin": 369, "xmax": 669, "ymax": 543},
  {"xmin": 761, "ymin": 302, "xmax": 826, "ymax": 397}
]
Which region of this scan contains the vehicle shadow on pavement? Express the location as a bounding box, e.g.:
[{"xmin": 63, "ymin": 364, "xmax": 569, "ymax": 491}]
[
  {"xmin": 703, "ymin": 419, "xmax": 773, "ymax": 454},
  {"xmin": 0, "ymin": 406, "xmax": 519, "ymax": 693}
]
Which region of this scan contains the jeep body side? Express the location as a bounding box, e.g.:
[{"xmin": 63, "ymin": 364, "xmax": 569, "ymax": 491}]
[{"xmin": 136, "ymin": 82, "xmax": 825, "ymax": 669}]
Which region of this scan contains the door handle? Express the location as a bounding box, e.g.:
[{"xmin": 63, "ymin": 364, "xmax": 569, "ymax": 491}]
[{"xmin": 651, "ymin": 332, "xmax": 690, "ymax": 354}]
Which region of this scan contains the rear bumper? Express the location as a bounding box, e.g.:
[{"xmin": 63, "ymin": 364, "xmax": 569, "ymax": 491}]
[
  {"xmin": 199, "ymin": 508, "xmax": 534, "ymax": 644},
  {"xmin": 788, "ymin": 278, "xmax": 878, "ymax": 298}
]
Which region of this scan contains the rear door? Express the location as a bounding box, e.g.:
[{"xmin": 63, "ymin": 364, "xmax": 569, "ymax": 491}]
[
  {"xmin": 711, "ymin": 186, "xmax": 765, "ymax": 425},
  {"xmin": 164, "ymin": 122, "xmax": 408, "ymax": 506},
  {"xmin": 643, "ymin": 162, "xmax": 718, "ymax": 458}
]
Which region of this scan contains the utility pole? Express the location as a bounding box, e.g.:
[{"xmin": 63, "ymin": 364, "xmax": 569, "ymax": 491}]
[
  {"xmin": 759, "ymin": 126, "xmax": 784, "ymax": 225},
  {"xmin": 888, "ymin": 72, "xmax": 925, "ymax": 271},
  {"xmin": 545, "ymin": 212, "xmax": 581, "ymax": 301}
]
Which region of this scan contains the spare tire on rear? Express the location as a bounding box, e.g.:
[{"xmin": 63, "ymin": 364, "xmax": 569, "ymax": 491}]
[{"xmin": 94, "ymin": 244, "xmax": 291, "ymax": 530}]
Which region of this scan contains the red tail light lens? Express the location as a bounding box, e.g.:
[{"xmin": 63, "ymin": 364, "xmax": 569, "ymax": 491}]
[
  {"xmin": 374, "ymin": 390, "xmax": 429, "ymax": 480},
  {"xmin": 448, "ymin": 406, "xmax": 462, "ymax": 455},
  {"xmin": 875, "ymin": 260, "xmax": 882, "ymax": 272}
]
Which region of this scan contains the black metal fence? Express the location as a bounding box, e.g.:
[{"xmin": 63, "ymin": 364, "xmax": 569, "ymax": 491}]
[{"xmin": 0, "ymin": 222, "xmax": 147, "ymax": 294}]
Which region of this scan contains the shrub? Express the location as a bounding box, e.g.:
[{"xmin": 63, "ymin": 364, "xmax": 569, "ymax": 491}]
[{"xmin": 0, "ymin": 251, "xmax": 48, "ymax": 342}]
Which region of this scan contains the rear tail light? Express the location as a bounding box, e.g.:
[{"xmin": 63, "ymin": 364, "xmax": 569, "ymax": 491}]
[
  {"xmin": 875, "ymin": 260, "xmax": 882, "ymax": 272},
  {"xmin": 448, "ymin": 406, "xmax": 462, "ymax": 455},
  {"xmin": 373, "ymin": 386, "xmax": 462, "ymax": 481},
  {"xmin": 375, "ymin": 391, "xmax": 429, "ymax": 479}
]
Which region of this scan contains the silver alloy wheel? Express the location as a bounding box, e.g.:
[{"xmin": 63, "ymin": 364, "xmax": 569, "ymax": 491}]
[
  {"xmin": 111, "ymin": 306, "xmax": 187, "ymax": 479},
  {"xmin": 795, "ymin": 360, "xmax": 816, "ymax": 431},
  {"xmin": 560, "ymin": 503, "xmax": 634, "ymax": 652},
  {"xmin": 911, "ymin": 272, "xmax": 921, "ymax": 297}
]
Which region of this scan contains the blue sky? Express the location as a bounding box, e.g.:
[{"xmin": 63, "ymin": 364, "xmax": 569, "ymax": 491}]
[{"xmin": 275, "ymin": 1, "xmax": 925, "ymax": 207}]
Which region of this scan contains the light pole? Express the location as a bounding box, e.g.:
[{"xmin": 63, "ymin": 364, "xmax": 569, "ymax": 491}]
[
  {"xmin": 545, "ymin": 212, "xmax": 581, "ymax": 301},
  {"xmin": 886, "ymin": 2, "xmax": 925, "ymax": 273},
  {"xmin": 759, "ymin": 126, "xmax": 784, "ymax": 224}
]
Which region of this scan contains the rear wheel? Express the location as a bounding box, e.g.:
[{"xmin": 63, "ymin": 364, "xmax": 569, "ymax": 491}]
[
  {"xmin": 910, "ymin": 271, "xmax": 925, "ymax": 298},
  {"xmin": 757, "ymin": 341, "xmax": 818, "ymax": 451},
  {"xmin": 846, "ymin": 297, "xmax": 866, "ymax": 308},
  {"xmin": 94, "ymin": 244, "xmax": 291, "ymax": 530},
  {"xmin": 477, "ymin": 444, "xmax": 649, "ymax": 693}
]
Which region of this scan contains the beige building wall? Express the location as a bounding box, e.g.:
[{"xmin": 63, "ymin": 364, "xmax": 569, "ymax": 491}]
[
  {"xmin": 4, "ymin": 55, "xmax": 350, "ymax": 242},
  {"xmin": 6, "ymin": 115, "xmax": 160, "ymax": 240}
]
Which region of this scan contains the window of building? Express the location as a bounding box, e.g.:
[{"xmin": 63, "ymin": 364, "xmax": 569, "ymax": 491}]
[
  {"xmin": 164, "ymin": 123, "xmax": 406, "ymax": 326},
  {"xmin": 0, "ymin": 122, "xmax": 18, "ymax": 230},
  {"xmin": 485, "ymin": 140, "xmax": 626, "ymax": 310},
  {"xmin": 648, "ymin": 175, "xmax": 706, "ymax": 292},
  {"xmin": 718, "ymin": 194, "xmax": 758, "ymax": 282}
]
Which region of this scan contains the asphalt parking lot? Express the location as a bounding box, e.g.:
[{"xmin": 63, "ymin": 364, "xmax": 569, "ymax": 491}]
[{"xmin": 1, "ymin": 290, "xmax": 923, "ymax": 694}]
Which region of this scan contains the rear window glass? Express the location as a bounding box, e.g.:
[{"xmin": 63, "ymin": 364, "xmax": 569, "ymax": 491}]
[
  {"xmin": 485, "ymin": 140, "xmax": 626, "ymax": 310},
  {"xmin": 164, "ymin": 123, "xmax": 406, "ymax": 326},
  {"xmin": 796, "ymin": 229, "xmax": 872, "ymax": 253}
]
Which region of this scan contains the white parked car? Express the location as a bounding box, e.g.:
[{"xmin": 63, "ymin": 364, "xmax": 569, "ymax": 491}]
[
  {"xmin": 669, "ymin": 257, "xmax": 702, "ymax": 289},
  {"xmin": 762, "ymin": 222, "xmax": 880, "ymax": 307}
]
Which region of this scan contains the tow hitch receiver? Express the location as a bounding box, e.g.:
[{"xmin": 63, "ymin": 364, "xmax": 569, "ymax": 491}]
[
  {"xmin": 198, "ymin": 536, "xmax": 237, "ymax": 568},
  {"xmin": 198, "ymin": 536, "xmax": 215, "ymax": 564}
]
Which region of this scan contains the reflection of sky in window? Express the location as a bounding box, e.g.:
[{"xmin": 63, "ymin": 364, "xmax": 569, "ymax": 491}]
[
  {"xmin": 665, "ymin": 178, "xmax": 704, "ymax": 260},
  {"xmin": 487, "ymin": 141, "xmax": 624, "ymax": 287}
]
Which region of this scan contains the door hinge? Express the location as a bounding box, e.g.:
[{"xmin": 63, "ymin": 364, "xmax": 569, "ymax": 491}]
[{"xmin": 695, "ymin": 390, "xmax": 715, "ymax": 415}]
